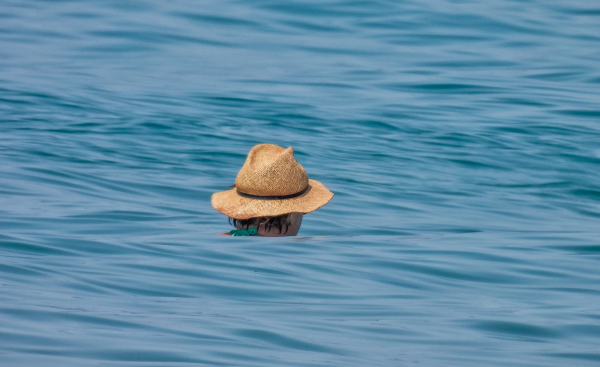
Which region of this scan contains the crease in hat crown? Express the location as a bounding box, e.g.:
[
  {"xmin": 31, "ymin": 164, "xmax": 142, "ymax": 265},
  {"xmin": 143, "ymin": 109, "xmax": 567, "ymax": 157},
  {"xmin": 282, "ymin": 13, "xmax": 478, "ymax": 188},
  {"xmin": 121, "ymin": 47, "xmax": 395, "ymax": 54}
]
[{"xmin": 234, "ymin": 144, "xmax": 308, "ymax": 197}]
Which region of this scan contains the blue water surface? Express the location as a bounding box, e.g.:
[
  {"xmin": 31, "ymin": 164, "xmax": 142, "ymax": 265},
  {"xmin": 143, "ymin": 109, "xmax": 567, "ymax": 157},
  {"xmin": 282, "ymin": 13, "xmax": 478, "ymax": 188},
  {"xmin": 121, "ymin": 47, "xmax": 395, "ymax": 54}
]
[{"xmin": 1, "ymin": 0, "xmax": 600, "ymax": 366}]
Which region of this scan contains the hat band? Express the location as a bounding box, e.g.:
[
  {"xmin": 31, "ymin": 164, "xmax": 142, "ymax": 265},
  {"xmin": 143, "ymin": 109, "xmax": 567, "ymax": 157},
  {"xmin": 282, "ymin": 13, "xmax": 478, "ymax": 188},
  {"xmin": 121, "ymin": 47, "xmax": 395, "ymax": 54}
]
[{"xmin": 236, "ymin": 185, "xmax": 309, "ymax": 200}]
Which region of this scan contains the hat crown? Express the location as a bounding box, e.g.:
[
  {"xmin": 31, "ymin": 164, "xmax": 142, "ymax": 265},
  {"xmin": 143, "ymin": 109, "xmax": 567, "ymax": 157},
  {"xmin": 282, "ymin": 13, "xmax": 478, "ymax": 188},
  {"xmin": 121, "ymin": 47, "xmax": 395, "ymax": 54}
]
[{"xmin": 235, "ymin": 144, "xmax": 308, "ymax": 196}]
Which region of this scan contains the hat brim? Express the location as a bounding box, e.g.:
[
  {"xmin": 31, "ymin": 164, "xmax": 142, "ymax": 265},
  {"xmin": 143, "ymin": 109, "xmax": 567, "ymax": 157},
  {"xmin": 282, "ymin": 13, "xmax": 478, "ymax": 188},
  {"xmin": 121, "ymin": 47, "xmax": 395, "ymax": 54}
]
[{"xmin": 211, "ymin": 179, "xmax": 333, "ymax": 219}]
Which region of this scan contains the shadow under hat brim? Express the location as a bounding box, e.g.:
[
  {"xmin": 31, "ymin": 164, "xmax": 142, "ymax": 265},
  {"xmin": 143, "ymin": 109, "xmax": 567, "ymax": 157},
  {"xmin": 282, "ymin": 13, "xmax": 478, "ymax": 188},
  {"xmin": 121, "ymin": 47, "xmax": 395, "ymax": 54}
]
[{"xmin": 211, "ymin": 179, "xmax": 334, "ymax": 220}]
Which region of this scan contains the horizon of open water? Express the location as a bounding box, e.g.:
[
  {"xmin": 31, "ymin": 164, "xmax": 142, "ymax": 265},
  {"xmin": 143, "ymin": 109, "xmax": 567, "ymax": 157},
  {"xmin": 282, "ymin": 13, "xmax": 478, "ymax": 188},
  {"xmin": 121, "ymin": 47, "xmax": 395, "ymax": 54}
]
[{"xmin": 1, "ymin": 0, "xmax": 600, "ymax": 366}]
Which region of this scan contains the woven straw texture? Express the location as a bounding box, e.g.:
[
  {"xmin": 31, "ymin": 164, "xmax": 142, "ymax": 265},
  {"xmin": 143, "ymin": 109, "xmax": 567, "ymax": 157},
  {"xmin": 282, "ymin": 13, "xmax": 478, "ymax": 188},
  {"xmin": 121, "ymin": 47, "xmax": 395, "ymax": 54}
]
[{"xmin": 211, "ymin": 144, "xmax": 333, "ymax": 219}]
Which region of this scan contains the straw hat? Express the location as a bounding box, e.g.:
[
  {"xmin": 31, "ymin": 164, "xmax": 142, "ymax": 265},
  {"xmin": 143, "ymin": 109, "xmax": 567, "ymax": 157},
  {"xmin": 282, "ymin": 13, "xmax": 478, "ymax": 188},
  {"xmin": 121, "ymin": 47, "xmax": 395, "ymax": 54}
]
[{"xmin": 211, "ymin": 144, "xmax": 334, "ymax": 219}]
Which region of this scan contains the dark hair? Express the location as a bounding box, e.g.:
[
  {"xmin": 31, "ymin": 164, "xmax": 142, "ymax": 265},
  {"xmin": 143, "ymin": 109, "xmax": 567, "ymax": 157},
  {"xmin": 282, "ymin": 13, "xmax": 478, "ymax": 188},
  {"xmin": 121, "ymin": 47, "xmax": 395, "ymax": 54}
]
[{"xmin": 230, "ymin": 214, "xmax": 293, "ymax": 234}]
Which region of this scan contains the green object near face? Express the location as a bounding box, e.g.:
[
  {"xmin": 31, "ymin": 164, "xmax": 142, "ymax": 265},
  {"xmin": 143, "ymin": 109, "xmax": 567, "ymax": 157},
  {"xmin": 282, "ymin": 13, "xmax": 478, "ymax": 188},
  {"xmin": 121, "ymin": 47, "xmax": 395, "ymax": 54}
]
[{"xmin": 229, "ymin": 228, "xmax": 258, "ymax": 236}]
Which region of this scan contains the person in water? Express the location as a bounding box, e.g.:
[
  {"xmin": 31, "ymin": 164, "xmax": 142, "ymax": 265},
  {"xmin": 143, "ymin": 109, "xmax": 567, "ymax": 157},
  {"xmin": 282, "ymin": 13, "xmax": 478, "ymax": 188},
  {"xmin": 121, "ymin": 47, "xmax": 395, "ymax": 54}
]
[{"xmin": 211, "ymin": 144, "xmax": 334, "ymax": 237}]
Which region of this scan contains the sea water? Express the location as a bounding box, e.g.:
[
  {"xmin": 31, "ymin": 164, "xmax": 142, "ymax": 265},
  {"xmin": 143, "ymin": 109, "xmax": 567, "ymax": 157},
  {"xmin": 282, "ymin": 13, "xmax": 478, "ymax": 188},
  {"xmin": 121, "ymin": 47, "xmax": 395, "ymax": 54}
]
[{"xmin": 1, "ymin": 0, "xmax": 600, "ymax": 366}]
